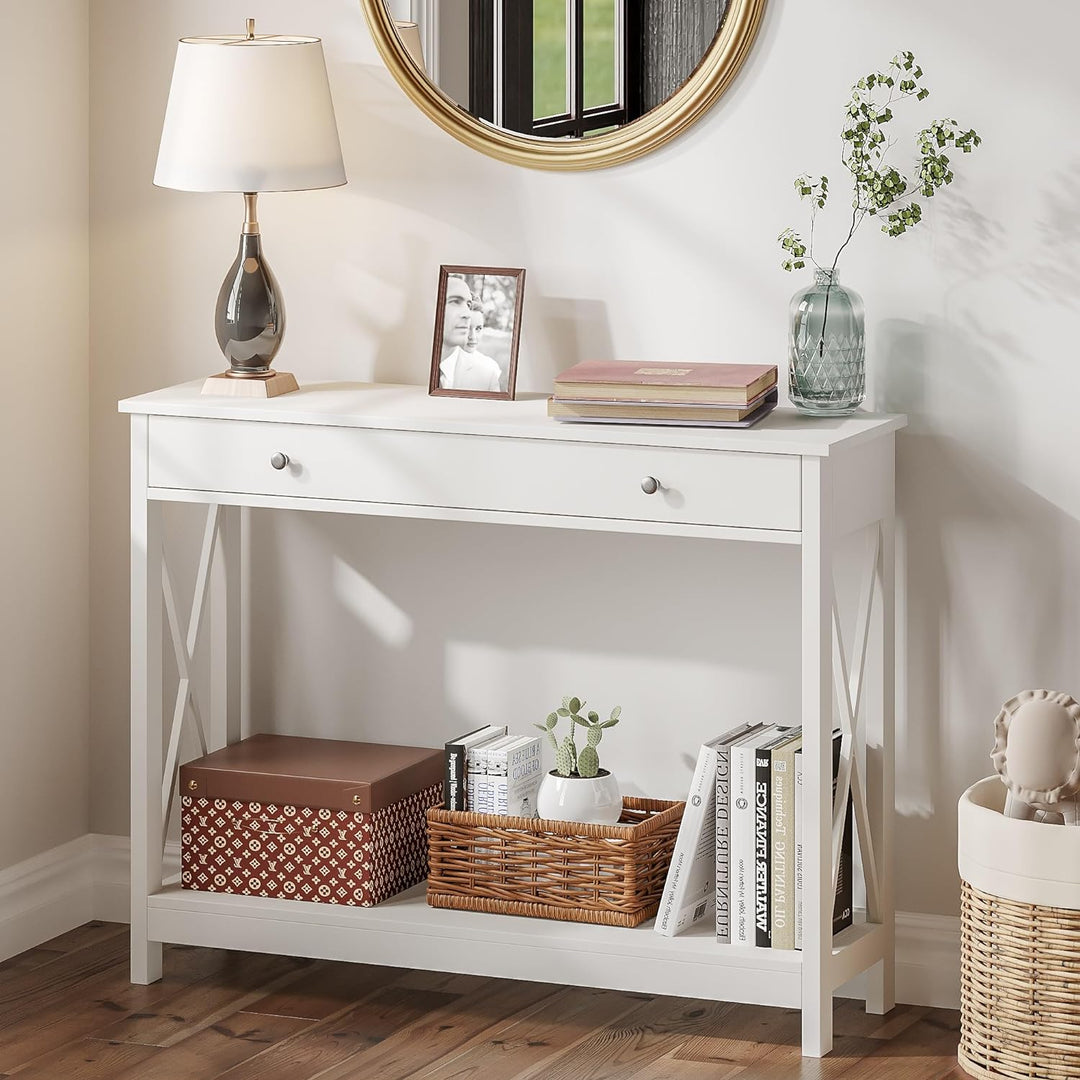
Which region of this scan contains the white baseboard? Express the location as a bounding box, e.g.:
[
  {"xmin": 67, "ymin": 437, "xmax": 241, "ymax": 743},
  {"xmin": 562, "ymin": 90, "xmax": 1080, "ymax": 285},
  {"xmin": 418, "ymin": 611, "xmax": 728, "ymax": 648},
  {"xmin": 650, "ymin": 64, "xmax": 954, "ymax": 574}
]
[
  {"xmin": 895, "ymin": 910, "xmax": 961, "ymax": 1009},
  {"xmin": 0, "ymin": 836, "xmax": 96, "ymax": 962},
  {"xmin": 0, "ymin": 834, "xmax": 961, "ymax": 1009},
  {"xmin": 0, "ymin": 835, "xmax": 180, "ymax": 963},
  {"xmin": 836, "ymin": 911, "xmax": 960, "ymax": 1010},
  {"xmin": 90, "ymin": 835, "xmax": 181, "ymax": 925}
]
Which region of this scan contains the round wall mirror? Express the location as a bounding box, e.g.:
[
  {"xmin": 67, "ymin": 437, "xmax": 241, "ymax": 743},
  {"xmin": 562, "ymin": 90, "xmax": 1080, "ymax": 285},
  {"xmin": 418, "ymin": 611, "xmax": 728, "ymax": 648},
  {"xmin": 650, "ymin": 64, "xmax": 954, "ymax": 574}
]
[{"xmin": 361, "ymin": 0, "xmax": 766, "ymax": 170}]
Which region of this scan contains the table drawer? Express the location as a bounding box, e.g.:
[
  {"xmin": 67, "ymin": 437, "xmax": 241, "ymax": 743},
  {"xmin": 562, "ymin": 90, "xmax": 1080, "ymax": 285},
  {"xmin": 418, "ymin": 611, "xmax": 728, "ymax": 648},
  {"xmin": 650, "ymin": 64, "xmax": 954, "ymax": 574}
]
[{"xmin": 147, "ymin": 417, "xmax": 801, "ymax": 532}]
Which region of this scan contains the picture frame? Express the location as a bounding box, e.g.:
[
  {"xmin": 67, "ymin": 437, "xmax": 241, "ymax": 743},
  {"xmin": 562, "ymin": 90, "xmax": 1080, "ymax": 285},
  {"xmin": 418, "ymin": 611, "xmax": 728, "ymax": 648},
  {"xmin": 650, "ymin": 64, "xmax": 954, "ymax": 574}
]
[{"xmin": 429, "ymin": 265, "xmax": 525, "ymax": 400}]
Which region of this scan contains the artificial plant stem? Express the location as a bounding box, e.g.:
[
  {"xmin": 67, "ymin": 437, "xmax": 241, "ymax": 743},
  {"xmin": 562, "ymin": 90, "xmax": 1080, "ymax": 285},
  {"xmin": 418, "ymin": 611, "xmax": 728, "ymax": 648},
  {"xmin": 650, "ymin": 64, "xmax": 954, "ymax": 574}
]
[{"xmin": 817, "ymin": 204, "xmax": 862, "ymax": 357}]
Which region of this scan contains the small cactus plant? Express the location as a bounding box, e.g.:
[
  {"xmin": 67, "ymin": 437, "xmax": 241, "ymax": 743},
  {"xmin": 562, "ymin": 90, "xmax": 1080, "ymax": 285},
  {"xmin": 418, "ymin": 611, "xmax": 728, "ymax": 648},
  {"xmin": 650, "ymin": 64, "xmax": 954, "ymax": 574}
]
[{"xmin": 534, "ymin": 696, "xmax": 621, "ymax": 779}]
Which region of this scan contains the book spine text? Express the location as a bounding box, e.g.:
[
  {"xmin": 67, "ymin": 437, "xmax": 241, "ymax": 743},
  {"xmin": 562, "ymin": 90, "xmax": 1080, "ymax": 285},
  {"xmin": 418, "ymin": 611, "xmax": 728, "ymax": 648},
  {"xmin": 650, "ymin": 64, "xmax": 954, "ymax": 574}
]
[
  {"xmin": 715, "ymin": 744, "xmax": 733, "ymax": 943},
  {"xmin": 754, "ymin": 748, "xmax": 772, "ymax": 948}
]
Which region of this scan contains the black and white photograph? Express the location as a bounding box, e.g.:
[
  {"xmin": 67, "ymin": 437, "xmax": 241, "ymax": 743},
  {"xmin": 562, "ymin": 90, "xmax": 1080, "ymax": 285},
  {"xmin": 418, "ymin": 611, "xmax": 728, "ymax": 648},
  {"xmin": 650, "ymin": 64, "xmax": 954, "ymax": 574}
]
[{"xmin": 429, "ymin": 265, "xmax": 525, "ymax": 399}]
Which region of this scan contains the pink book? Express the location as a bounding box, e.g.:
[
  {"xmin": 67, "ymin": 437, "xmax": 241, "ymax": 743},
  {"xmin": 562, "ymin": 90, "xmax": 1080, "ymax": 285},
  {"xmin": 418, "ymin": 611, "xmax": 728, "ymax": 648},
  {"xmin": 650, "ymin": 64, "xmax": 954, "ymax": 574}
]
[{"xmin": 553, "ymin": 360, "xmax": 777, "ymax": 405}]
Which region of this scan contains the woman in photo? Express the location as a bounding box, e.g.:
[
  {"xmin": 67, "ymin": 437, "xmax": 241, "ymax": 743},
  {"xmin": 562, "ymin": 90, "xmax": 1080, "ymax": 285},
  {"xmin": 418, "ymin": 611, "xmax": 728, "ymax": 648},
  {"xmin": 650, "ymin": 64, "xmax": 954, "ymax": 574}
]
[
  {"xmin": 438, "ymin": 278, "xmax": 502, "ymax": 392},
  {"xmin": 461, "ymin": 307, "xmax": 505, "ymax": 393}
]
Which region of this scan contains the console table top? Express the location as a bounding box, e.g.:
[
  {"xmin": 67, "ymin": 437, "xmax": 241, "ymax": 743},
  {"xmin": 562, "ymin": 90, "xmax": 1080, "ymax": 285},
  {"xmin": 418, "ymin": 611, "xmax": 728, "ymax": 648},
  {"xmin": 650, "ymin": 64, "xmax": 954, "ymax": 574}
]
[{"xmin": 121, "ymin": 381, "xmax": 906, "ymax": 458}]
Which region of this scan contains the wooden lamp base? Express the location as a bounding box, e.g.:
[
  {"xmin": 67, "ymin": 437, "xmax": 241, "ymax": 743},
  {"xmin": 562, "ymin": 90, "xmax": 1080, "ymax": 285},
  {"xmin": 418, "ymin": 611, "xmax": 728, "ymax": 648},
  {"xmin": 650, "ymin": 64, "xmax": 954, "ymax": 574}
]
[{"xmin": 201, "ymin": 371, "xmax": 299, "ymax": 398}]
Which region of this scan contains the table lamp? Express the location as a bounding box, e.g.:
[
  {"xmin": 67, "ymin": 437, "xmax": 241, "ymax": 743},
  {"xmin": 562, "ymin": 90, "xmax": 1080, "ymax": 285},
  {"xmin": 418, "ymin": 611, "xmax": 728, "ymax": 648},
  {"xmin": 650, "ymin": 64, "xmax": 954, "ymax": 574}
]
[{"xmin": 154, "ymin": 20, "xmax": 347, "ymax": 397}]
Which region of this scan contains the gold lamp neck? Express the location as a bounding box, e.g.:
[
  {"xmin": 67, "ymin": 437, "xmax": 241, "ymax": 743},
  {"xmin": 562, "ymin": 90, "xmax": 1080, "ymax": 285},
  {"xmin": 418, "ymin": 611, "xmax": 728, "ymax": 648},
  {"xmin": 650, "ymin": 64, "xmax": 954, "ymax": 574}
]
[
  {"xmin": 246, "ymin": 18, "xmax": 255, "ymax": 40},
  {"xmin": 242, "ymin": 192, "xmax": 259, "ymax": 235}
]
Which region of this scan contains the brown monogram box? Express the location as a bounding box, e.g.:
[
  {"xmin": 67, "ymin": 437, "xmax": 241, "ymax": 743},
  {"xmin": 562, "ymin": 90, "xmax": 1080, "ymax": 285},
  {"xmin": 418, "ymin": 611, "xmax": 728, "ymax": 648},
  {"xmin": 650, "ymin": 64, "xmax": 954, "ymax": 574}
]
[{"xmin": 180, "ymin": 735, "xmax": 442, "ymax": 907}]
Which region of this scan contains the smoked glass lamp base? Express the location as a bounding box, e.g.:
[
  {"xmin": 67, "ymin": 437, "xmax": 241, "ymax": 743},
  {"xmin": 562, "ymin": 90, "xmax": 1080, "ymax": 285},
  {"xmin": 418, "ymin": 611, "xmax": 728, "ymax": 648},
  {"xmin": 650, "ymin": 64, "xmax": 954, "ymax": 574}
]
[{"xmin": 215, "ymin": 229, "xmax": 285, "ymax": 376}]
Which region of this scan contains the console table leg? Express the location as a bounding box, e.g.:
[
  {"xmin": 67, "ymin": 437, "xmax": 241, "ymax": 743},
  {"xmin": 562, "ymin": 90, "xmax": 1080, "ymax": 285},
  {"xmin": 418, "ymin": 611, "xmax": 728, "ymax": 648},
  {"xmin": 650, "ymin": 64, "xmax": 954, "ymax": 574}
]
[
  {"xmin": 801, "ymin": 456, "xmax": 834, "ymax": 1057},
  {"xmin": 866, "ymin": 506, "xmax": 896, "ymax": 1015},
  {"xmin": 211, "ymin": 505, "xmax": 244, "ymax": 749},
  {"xmin": 130, "ymin": 415, "xmax": 163, "ymax": 984}
]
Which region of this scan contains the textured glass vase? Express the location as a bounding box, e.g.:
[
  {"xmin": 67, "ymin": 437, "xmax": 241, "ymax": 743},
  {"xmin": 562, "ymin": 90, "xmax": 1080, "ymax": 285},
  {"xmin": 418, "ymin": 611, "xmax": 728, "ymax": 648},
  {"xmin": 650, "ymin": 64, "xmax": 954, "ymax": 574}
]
[{"xmin": 788, "ymin": 268, "xmax": 865, "ymax": 416}]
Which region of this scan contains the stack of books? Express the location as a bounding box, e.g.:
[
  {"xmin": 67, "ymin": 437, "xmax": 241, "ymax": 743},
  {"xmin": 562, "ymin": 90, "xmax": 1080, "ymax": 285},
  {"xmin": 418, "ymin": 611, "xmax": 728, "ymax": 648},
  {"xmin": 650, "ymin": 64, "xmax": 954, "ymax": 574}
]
[
  {"xmin": 547, "ymin": 360, "xmax": 778, "ymax": 428},
  {"xmin": 655, "ymin": 722, "xmax": 852, "ymax": 947},
  {"xmin": 443, "ymin": 724, "xmax": 542, "ymax": 817},
  {"xmin": 466, "ymin": 734, "xmax": 542, "ymax": 816}
]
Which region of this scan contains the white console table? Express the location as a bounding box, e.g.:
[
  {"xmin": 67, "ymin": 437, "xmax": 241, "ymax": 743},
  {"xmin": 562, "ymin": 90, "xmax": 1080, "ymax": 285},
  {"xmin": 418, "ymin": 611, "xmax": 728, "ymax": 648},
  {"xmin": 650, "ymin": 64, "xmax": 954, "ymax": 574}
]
[{"xmin": 121, "ymin": 381, "xmax": 905, "ymax": 1057}]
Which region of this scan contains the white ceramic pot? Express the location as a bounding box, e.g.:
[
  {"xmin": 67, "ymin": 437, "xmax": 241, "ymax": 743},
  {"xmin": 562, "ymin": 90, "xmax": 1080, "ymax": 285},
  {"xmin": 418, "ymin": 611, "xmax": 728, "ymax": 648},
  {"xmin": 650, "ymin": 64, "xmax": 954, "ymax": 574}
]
[{"xmin": 536, "ymin": 769, "xmax": 622, "ymax": 825}]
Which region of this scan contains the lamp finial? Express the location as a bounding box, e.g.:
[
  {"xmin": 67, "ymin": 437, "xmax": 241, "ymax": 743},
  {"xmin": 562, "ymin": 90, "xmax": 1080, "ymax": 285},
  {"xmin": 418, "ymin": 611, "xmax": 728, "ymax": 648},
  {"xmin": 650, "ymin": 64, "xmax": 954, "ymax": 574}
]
[{"xmin": 246, "ymin": 18, "xmax": 255, "ymax": 40}]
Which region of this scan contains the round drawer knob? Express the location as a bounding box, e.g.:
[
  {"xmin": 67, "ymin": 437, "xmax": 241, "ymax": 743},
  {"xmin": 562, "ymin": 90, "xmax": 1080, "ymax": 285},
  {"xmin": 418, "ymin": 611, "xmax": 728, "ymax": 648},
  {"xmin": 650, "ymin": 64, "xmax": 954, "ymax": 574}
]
[
  {"xmin": 270, "ymin": 452, "xmax": 290, "ymax": 471},
  {"xmin": 640, "ymin": 476, "xmax": 660, "ymax": 495}
]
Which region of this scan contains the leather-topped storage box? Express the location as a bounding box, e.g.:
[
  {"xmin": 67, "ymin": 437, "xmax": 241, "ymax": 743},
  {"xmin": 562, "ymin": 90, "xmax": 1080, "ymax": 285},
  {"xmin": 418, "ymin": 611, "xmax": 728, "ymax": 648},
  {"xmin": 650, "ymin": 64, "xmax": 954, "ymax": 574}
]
[{"xmin": 180, "ymin": 734, "xmax": 442, "ymax": 907}]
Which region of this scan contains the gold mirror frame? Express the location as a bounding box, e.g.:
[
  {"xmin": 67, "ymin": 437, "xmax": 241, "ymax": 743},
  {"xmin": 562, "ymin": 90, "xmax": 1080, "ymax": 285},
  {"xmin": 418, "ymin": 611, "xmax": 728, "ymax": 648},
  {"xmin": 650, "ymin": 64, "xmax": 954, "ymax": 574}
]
[{"xmin": 361, "ymin": 0, "xmax": 767, "ymax": 171}]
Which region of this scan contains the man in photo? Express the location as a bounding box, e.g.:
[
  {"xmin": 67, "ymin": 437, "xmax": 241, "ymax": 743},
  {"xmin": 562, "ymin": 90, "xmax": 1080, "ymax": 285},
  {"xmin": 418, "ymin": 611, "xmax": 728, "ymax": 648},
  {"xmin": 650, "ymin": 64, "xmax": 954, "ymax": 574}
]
[{"xmin": 439, "ymin": 275, "xmax": 502, "ymax": 392}]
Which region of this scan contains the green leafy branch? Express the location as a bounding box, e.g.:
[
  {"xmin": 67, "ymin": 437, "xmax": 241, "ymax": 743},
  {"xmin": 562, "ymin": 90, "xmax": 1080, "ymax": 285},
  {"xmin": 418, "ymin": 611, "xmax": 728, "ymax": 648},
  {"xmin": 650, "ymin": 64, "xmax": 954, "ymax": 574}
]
[
  {"xmin": 778, "ymin": 51, "xmax": 981, "ymax": 275},
  {"xmin": 534, "ymin": 696, "xmax": 621, "ymax": 778}
]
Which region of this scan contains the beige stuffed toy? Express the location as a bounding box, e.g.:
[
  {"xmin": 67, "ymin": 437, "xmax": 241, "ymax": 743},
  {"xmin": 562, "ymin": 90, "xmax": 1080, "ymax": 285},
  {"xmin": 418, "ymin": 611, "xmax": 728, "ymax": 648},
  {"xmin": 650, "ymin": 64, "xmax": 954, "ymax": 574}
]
[{"xmin": 992, "ymin": 689, "xmax": 1080, "ymax": 824}]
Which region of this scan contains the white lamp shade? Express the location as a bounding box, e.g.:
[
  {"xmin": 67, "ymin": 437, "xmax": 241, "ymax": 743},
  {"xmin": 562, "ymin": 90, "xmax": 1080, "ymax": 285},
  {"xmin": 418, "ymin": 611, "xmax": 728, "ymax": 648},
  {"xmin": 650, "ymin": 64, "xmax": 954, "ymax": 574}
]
[{"xmin": 155, "ymin": 34, "xmax": 347, "ymax": 193}]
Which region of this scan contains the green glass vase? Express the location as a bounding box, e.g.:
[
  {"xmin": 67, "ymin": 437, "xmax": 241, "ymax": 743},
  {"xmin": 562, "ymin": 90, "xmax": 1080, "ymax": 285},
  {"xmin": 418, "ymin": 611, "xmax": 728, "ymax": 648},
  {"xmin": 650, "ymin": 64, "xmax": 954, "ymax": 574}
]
[{"xmin": 788, "ymin": 268, "xmax": 865, "ymax": 416}]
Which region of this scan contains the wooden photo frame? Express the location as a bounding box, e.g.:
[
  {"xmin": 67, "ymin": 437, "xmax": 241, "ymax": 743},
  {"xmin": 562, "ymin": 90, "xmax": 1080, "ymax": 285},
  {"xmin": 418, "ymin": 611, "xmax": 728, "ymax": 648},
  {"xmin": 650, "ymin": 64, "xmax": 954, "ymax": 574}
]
[{"xmin": 429, "ymin": 265, "xmax": 525, "ymax": 400}]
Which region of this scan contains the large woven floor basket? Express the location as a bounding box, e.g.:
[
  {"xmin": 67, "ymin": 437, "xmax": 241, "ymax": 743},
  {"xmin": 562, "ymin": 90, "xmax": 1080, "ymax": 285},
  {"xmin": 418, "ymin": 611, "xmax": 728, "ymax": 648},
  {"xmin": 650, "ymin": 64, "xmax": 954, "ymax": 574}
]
[
  {"xmin": 426, "ymin": 797, "xmax": 684, "ymax": 928},
  {"xmin": 958, "ymin": 778, "xmax": 1080, "ymax": 1080}
]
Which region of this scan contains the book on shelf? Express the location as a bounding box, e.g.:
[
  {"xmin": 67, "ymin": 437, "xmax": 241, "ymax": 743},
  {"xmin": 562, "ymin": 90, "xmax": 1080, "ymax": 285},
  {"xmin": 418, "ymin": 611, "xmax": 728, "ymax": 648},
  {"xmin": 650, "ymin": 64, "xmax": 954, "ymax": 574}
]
[
  {"xmin": 833, "ymin": 730, "xmax": 854, "ymax": 937},
  {"xmin": 754, "ymin": 728, "xmax": 803, "ymax": 948},
  {"xmin": 715, "ymin": 723, "xmax": 765, "ymax": 944},
  {"xmin": 655, "ymin": 722, "xmax": 758, "ymax": 938},
  {"xmin": 729, "ymin": 725, "xmax": 784, "ymax": 945},
  {"xmin": 795, "ymin": 750, "xmax": 803, "ymax": 950},
  {"xmin": 552, "ymin": 360, "xmax": 778, "ymax": 406},
  {"xmin": 770, "ymin": 729, "xmax": 803, "ymax": 951},
  {"xmin": 547, "ymin": 388, "xmax": 777, "ymax": 424},
  {"xmin": 466, "ymin": 734, "xmax": 542, "ymax": 816},
  {"xmin": 443, "ymin": 724, "xmax": 507, "ymax": 810},
  {"xmin": 792, "ymin": 729, "xmax": 852, "ymax": 947}
]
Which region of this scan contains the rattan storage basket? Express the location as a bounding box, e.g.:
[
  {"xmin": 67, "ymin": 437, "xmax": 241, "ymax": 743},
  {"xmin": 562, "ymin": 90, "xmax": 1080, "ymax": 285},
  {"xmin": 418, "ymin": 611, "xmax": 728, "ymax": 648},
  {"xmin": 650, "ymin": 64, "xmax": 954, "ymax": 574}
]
[
  {"xmin": 957, "ymin": 777, "xmax": 1080, "ymax": 1080},
  {"xmin": 426, "ymin": 797, "xmax": 684, "ymax": 928}
]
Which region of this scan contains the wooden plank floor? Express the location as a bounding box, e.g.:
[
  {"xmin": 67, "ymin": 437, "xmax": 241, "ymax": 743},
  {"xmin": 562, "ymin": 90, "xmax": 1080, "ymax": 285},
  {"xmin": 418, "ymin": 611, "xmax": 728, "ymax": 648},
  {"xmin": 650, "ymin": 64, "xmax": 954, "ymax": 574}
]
[{"xmin": 0, "ymin": 922, "xmax": 964, "ymax": 1079}]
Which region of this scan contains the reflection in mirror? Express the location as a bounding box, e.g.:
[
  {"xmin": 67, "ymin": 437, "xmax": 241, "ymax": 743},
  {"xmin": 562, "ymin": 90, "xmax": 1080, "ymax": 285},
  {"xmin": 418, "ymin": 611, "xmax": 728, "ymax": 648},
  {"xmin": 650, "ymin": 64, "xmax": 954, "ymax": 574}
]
[{"xmin": 385, "ymin": 0, "xmax": 729, "ymax": 140}]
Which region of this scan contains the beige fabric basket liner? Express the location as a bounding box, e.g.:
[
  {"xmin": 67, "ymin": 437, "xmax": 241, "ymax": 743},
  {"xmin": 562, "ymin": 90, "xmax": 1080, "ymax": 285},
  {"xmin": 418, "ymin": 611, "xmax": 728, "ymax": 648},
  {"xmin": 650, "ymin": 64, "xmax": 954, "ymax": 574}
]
[{"xmin": 958, "ymin": 777, "xmax": 1080, "ymax": 911}]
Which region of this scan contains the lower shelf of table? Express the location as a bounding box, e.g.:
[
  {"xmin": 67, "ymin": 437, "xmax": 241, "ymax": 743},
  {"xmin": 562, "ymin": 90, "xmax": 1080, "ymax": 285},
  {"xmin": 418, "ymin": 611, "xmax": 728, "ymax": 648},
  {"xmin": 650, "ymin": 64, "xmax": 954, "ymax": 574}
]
[{"xmin": 145, "ymin": 885, "xmax": 887, "ymax": 1010}]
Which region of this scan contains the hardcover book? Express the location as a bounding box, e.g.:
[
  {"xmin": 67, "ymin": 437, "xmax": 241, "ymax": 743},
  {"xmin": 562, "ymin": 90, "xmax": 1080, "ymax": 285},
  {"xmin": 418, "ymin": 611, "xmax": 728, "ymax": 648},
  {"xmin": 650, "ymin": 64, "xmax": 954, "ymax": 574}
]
[
  {"xmin": 546, "ymin": 398, "xmax": 777, "ymax": 429},
  {"xmin": 552, "ymin": 360, "xmax": 778, "ymax": 406},
  {"xmin": 655, "ymin": 722, "xmax": 757, "ymax": 938},
  {"xmin": 795, "ymin": 750, "xmax": 803, "ymax": 950},
  {"xmin": 833, "ymin": 731, "xmax": 854, "ymax": 937},
  {"xmin": 444, "ymin": 725, "xmax": 506, "ymax": 810},
  {"xmin": 771, "ymin": 729, "xmax": 803, "ymax": 950},
  {"xmin": 729, "ymin": 725, "xmax": 782, "ymax": 945},
  {"xmin": 467, "ymin": 735, "xmax": 542, "ymax": 816},
  {"xmin": 714, "ymin": 723, "xmax": 764, "ymax": 944},
  {"xmin": 792, "ymin": 729, "xmax": 852, "ymax": 947},
  {"xmin": 547, "ymin": 388, "xmax": 777, "ymax": 423},
  {"xmin": 754, "ymin": 728, "xmax": 800, "ymax": 948}
]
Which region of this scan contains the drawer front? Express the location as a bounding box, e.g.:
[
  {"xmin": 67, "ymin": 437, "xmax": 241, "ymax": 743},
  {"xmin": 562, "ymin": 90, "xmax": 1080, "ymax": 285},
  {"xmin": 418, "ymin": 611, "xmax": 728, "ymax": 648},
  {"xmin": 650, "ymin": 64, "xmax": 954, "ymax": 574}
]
[{"xmin": 148, "ymin": 417, "xmax": 801, "ymax": 532}]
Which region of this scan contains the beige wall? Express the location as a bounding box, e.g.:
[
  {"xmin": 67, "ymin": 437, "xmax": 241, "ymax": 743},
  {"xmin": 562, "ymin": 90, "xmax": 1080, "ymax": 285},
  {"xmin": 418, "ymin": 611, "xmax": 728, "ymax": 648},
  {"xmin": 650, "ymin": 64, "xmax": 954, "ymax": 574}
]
[
  {"xmin": 437, "ymin": 0, "xmax": 471, "ymax": 109},
  {"xmin": 89, "ymin": 0, "xmax": 1080, "ymax": 918},
  {"xmin": 0, "ymin": 0, "xmax": 90, "ymax": 867}
]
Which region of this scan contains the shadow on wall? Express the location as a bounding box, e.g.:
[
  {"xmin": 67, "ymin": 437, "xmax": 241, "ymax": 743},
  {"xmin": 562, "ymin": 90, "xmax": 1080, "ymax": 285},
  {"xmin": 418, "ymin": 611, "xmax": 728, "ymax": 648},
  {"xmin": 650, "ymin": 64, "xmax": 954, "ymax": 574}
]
[
  {"xmin": 1021, "ymin": 159, "xmax": 1080, "ymax": 310},
  {"xmin": 247, "ymin": 509, "xmax": 802, "ymax": 803},
  {"xmin": 529, "ymin": 298, "xmax": 614, "ymax": 387},
  {"xmin": 876, "ymin": 318, "xmax": 1080, "ymax": 914}
]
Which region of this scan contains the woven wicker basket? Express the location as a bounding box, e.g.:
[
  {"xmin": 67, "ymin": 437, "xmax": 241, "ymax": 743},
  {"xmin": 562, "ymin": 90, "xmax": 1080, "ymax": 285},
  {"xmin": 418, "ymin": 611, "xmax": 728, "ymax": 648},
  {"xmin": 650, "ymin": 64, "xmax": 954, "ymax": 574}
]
[
  {"xmin": 426, "ymin": 797, "xmax": 684, "ymax": 928},
  {"xmin": 958, "ymin": 778, "xmax": 1080, "ymax": 1080}
]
